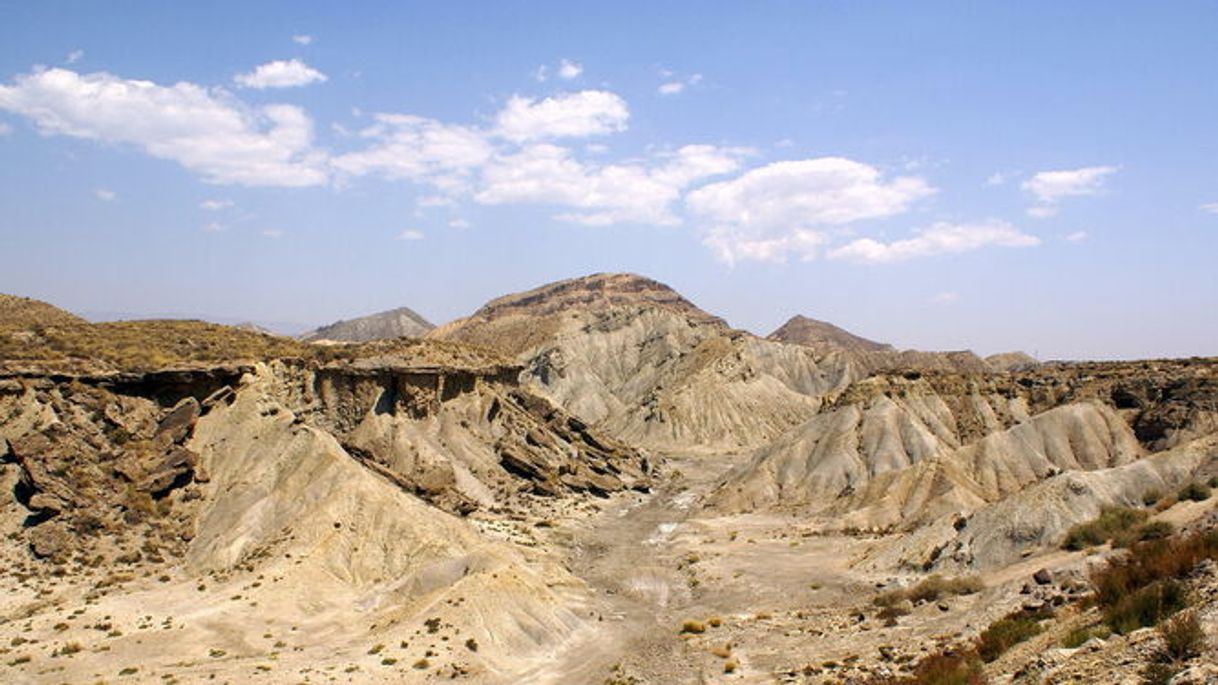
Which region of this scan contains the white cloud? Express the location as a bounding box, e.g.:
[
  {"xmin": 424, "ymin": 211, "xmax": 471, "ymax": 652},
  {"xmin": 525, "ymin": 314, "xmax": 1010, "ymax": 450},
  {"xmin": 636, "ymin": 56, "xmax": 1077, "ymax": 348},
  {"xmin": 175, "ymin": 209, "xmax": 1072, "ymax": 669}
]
[
  {"xmin": 686, "ymin": 157, "xmax": 936, "ymax": 263},
  {"xmin": 331, "ymin": 113, "xmax": 492, "ymax": 192},
  {"xmin": 557, "ymin": 59, "xmax": 582, "ymax": 80},
  {"xmin": 657, "ymin": 72, "xmax": 702, "ymax": 96},
  {"xmin": 66, "ymin": 50, "xmax": 84, "ymax": 65},
  {"xmin": 476, "ymin": 143, "xmax": 745, "ymax": 225},
  {"xmin": 826, "ymin": 220, "xmax": 1040, "ymax": 264},
  {"xmin": 1022, "ymin": 165, "xmax": 1117, "ymax": 203},
  {"xmin": 199, "ymin": 198, "xmax": 233, "ymax": 211},
  {"xmin": 1026, "ymin": 205, "xmax": 1058, "ymax": 219},
  {"xmin": 448, "ymin": 218, "xmax": 470, "ymax": 229},
  {"xmin": 1200, "ymin": 202, "xmax": 1218, "ymax": 214},
  {"xmin": 292, "ymin": 35, "xmax": 313, "ymax": 46},
  {"xmin": 0, "ymin": 68, "xmax": 327, "ymax": 187},
  {"xmin": 397, "ymin": 229, "xmax": 425, "ymax": 241},
  {"xmin": 494, "ymin": 90, "xmax": 628, "ymax": 142},
  {"xmin": 234, "ymin": 59, "xmax": 327, "ymax": 89},
  {"xmin": 202, "ymin": 221, "xmax": 226, "ymax": 232},
  {"xmin": 532, "ymin": 65, "xmax": 549, "ymax": 82},
  {"xmin": 0, "ymin": 121, "xmax": 11, "ymax": 136},
  {"xmin": 986, "ymin": 172, "xmax": 1009, "ymax": 186},
  {"xmin": 262, "ymin": 228, "xmax": 285, "ymax": 238},
  {"xmin": 94, "ymin": 188, "xmax": 116, "ymax": 201},
  {"xmin": 1065, "ymin": 230, "xmax": 1088, "ymax": 243},
  {"xmin": 930, "ymin": 291, "xmax": 959, "ymax": 304}
]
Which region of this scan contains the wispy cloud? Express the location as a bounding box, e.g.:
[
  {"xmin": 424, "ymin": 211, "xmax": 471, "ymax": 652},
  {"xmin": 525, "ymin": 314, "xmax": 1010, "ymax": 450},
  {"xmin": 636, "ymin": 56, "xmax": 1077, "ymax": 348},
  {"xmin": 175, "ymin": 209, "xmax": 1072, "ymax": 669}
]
[
  {"xmin": 202, "ymin": 221, "xmax": 226, "ymax": 232},
  {"xmin": 448, "ymin": 218, "xmax": 470, "ymax": 229},
  {"xmin": 827, "ymin": 220, "xmax": 1040, "ymax": 265},
  {"xmin": 235, "ymin": 59, "xmax": 327, "ymax": 89},
  {"xmin": 930, "ymin": 291, "xmax": 959, "ymax": 304},
  {"xmin": 1023, "ymin": 165, "xmax": 1118, "ymax": 218},
  {"xmin": 534, "ymin": 58, "xmax": 583, "ymax": 82},
  {"xmin": 199, "ymin": 199, "xmax": 233, "ymax": 211},
  {"xmin": 66, "ymin": 49, "xmax": 84, "ymax": 64},
  {"xmin": 261, "ymin": 228, "xmax": 285, "ymax": 238},
  {"xmin": 396, "ymin": 229, "xmax": 425, "ymax": 241},
  {"xmin": 657, "ymin": 72, "xmax": 702, "ymax": 96},
  {"xmin": 94, "ymin": 188, "xmax": 116, "ymax": 201},
  {"xmin": 1200, "ymin": 202, "xmax": 1218, "ymax": 214},
  {"xmin": 292, "ymin": 35, "xmax": 313, "ymax": 46},
  {"xmin": 1065, "ymin": 230, "xmax": 1088, "ymax": 243},
  {"xmin": 0, "ymin": 121, "xmax": 11, "ymax": 136}
]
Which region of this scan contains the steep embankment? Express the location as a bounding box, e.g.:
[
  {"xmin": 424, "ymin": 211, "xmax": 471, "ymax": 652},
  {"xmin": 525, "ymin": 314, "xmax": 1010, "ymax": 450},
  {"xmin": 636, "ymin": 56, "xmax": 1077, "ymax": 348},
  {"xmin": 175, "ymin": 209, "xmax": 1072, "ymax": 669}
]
[{"xmin": 707, "ymin": 359, "xmax": 1218, "ymax": 566}]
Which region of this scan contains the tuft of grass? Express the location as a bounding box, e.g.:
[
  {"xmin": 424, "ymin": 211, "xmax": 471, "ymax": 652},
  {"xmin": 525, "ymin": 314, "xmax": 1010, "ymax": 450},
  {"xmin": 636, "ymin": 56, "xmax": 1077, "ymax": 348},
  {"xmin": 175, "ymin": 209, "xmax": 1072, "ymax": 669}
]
[
  {"xmin": 680, "ymin": 619, "xmax": 706, "ymax": 634},
  {"xmin": 873, "ymin": 575, "xmax": 983, "ymax": 608}
]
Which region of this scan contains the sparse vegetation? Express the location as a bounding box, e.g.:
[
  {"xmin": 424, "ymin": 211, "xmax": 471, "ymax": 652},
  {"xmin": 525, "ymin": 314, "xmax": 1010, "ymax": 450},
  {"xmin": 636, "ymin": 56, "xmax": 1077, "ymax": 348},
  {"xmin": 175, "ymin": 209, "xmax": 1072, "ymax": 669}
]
[
  {"xmin": 1061, "ymin": 506, "xmax": 1147, "ymax": 550},
  {"xmin": 1092, "ymin": 528, "xmax": 1218, "ymax": 633}
]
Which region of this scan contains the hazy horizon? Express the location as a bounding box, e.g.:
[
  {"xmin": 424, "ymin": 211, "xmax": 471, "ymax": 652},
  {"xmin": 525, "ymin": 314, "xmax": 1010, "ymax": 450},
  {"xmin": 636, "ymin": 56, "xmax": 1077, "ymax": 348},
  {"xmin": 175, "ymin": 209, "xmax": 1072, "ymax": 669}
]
[{"xmin": 2, "ymin": 2, "xmax": 1216, "ymax": 360}]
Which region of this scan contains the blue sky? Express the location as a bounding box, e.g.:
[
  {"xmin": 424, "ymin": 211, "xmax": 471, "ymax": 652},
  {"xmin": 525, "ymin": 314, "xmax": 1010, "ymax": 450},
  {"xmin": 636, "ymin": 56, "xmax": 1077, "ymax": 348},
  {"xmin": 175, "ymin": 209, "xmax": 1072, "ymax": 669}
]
[{"xmin": 1, "ymin": 2, "xmax": 1215, "ymax": 359}]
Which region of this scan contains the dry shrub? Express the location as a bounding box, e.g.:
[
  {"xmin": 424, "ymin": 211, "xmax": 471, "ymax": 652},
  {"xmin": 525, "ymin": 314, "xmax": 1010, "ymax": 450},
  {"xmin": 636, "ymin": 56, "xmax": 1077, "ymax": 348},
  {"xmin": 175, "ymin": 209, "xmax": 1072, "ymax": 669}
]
[
  {"xmin": 1157, "ymin": 610, "xmax": 1205, "ymax": 662},
  {"xmin": 1062, "ymin": 506, "xmax": 1147, "ymax": 550}
]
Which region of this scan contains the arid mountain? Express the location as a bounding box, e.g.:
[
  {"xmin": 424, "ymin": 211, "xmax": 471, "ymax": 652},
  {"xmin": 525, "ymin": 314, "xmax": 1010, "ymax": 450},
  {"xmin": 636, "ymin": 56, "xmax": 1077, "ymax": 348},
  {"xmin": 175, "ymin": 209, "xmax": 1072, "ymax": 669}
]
[
  {"xmin": 768, "ymin": 314, "xmax": 893, "ymax": 353},
  {"xmin": 301, "ymin": 305, "xmax": 434, "ymax": 343},
  {"xmin": 433, "ymin": 273, "xmax": 857, "ymax": 452}
]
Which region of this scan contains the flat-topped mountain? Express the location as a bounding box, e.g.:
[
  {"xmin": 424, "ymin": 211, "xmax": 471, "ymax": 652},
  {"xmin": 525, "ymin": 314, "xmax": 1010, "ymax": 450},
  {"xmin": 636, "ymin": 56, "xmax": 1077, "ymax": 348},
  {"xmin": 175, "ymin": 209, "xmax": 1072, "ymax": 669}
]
[
  {"xmin": 767, "ymin": 314, "xmax": 893, "ymax": 353},
  {"xmin": 301, "ymin": 305, "xmax": 434, "ymax": 343}
]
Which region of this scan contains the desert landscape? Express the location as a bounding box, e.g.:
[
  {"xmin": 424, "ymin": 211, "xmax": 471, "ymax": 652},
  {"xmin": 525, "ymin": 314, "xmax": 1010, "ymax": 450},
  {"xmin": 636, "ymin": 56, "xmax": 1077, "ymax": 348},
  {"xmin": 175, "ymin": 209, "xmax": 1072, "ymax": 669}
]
[
  {"xmin": 3, "ymin": 4, "xmax": 1217, "ymax": 684},
  {"xmin": 1, "ymin": 274, "xmax": 1215, "ymax": 684}
]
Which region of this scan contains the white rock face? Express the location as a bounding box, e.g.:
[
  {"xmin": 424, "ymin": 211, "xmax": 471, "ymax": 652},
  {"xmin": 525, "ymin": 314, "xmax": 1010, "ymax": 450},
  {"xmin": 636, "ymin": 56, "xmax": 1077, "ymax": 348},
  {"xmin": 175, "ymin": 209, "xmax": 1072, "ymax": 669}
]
[{"xmin": 186, "ymin": 364, "xmax": 601, "ymax": 678}]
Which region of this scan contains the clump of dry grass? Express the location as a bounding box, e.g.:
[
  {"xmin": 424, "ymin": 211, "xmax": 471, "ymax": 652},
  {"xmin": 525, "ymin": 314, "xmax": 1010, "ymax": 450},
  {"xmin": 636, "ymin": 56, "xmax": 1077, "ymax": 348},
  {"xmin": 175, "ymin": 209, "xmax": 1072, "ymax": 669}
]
[{"xmin": 873, "ymin": 574, "xmax": 983, "ymax": 608}]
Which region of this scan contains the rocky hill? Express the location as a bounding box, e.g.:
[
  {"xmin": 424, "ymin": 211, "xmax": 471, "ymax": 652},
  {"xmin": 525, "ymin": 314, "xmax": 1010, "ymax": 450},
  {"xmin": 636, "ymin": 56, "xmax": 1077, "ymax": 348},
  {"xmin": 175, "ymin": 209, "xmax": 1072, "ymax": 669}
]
[
  {"xmin": 433, "ymin": 273, "xmax": 858, "ymax": 452},
  {"xmin": 768, "ymin": 314, "xmax": 893, "ymax": 353},
  {"xmin": 0, "ymin": 293, "xmax": 86, "ymax": 328},
  {"xmin": 301, "ymin": 306, "xmax": 434, "ymax": 343}
]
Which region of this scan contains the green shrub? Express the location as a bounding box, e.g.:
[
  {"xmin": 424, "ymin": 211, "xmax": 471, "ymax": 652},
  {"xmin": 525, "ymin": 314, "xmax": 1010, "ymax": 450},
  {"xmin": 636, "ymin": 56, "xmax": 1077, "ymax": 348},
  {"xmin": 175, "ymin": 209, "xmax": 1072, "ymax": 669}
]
[
  {"xmin": 1140, "ymin": 663, "xmax": 1178, "ymax": 685},
  {"xmin": 977, "ymin": 614, "xmax": 1042, "ymax": 662},
  {"xmin": 1178, "ymin": 481, "xmax": 1212, "ymax": 502},
  {"xmin": 1113, "ymin": 520, "xmax": 1175, "ymax": 548},
  {"xmin": 1061, "ymin": 624, "xmax": 1110, "ymax": 648},
  {"xmin": 1062, "ymin": 507, "xmax": 1147, "ymax": 550}
]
